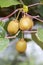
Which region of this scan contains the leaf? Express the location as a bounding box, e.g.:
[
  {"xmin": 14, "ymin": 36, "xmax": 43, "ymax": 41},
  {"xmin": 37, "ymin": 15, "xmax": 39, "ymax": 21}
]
[
  {"xmin": 17, "ymin": 31, "xmax": 23, "ymax": 38},
  {"xmin": 37, "ymin": 28, "xmax": 43, "ymax": 42},
  {"xmin": 4, "ymin": 20, "xmax": 10, "ymax": 31},
  {"xmin": 31, "ymin": 33, "xmax": 43, "ymax": 49},
  {"xmin": 0, "ymin": 26, "xmax": 6, "ymax": 38},
  {"xmin": 23, "ymin": 0, "xmax": 40, "ymax": 5},
  {"xmin": 0, "ymin": 21, "xmax": 5, "ymax": 27},
  {"xmin": 40, "ymin": 0, "xmax": 43, "ymax": 3},
  {"xmin": 0, "ymin": 38, "xmax": 9, "ymax": 52},
  {"xmin": 38, "ymin": 5, "xmax": 43, "ymax": 17},
  {"xmin": 0, "ymin": 0, "xmax": 20, "ymax": 7}
]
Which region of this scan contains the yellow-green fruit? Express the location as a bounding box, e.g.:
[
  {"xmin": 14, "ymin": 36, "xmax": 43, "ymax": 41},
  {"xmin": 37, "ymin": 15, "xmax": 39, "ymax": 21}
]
[
  {"xmin": 16, "ymin": 38, "xmax": 27, "ymax": 53},
  {"xmin": 19, "ymin": 16, "xmax": 34, "ymax": 31},
  {"xmin": 7, "ymin": 20, "xmax": 19, "ymax": 35}
]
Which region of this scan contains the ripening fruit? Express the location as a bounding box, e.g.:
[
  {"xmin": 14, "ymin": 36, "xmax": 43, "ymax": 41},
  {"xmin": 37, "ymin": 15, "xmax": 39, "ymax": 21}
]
[
  {"xmin": 7, "ymin": 20, "xmax": 19, "ymax": 35},
  {"xmin": 16, "ymin": 38, "xmax": 27, "ymax": 53},
  {"xmin": 19, "ymin": 15, "xmax": 34, "ymax": 31}
]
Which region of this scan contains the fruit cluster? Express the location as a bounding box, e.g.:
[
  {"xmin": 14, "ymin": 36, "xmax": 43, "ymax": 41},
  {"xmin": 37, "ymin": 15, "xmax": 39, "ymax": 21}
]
[
  {"xmin": 7, "ymin": 15, "xmax": 34, "ymax": 53},
  {"xmin": 7, "ymin": 15, "xmax": 33, "ymax": 34},
  {"xmin": 7, "ymin": 4, "xmax": 34, "ymax": 53}
]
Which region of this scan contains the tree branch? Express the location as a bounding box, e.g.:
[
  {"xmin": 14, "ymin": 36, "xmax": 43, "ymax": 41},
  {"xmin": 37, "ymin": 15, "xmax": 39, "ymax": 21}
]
[
  {"xmin": 25, "ymin": 13, "xmax": 43, "ymax": 22},
  {"xmin": 28, "ymin": 3, "xmax": 43, "ymax": 7},
  {"xmin": 23, "ymin": 30, "xmax": 37, "ymax": 34},
  {"xmin": 1, "ymin": 8, "xmax": 22, "ymax": 20}
]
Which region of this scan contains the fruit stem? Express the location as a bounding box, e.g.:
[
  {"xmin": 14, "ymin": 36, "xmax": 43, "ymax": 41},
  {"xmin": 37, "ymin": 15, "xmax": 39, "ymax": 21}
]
[
  {"xmin": 20, "ymin": 0, "xmax": 24, "ymax": 5},
  {"xmin": 28, "ymin": 3, "xmax": 43, "ymax": 7},
  {"xmin": 16, "ymin": 9, "xmax": 22, "ymax": 20},
  {"xmin": 22, "ymin": 31, "xmax": 24, "ymax": 38}
]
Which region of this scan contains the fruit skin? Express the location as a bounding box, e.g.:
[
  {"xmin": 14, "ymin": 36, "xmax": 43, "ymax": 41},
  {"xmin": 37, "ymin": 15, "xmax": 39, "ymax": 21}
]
[
  {"xmin": 7, "ymin": 20, "xmax": 19, "ymax": 35},
  {"xmin": 19, "ymin": 16, "xmax": 34, "ymax": 31},
  {"xmin": 16, "ymin": 38, "xmax": 27, "ymax": 53}
]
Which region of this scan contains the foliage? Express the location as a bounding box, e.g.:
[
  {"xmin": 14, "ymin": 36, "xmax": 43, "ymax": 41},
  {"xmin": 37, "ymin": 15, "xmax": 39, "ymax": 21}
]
[
  {"xmin": 0, "ymin": 0, "xmax": 20, "ymax": 7},
  {"xmin": 37, "ymin": 28, "xmax": 43, "ymax": 42},
  {"xmin": 0, "ymin": 0, "xmax": 43, "ymax": 65},
  {"xmin": 0, "ymin": 38, "xmax": 9, "ymax": 51}
]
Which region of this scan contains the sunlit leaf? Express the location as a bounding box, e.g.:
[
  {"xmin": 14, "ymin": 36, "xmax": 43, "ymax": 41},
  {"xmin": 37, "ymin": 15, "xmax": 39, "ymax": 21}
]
[
  {"xmin": 37, "ymin": 28, "xmax": 43, "ymax": 42},
  {"xmin": 0, "ymin": 0, "xmax": 20, "ymax": 7}
]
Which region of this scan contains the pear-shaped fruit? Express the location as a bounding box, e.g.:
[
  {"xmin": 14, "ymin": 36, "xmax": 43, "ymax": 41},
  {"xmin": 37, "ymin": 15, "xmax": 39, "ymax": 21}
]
[
  {"xmin": 16, "ymin": 38, "xmax": 27, "ymax": 53},
  {"xmin": 19, "ymin": 16, "xmax": 34, "ymax": 31},
  {"xmin": 7, "ymin": 20, "xmax": 19, "ymax": 35}
]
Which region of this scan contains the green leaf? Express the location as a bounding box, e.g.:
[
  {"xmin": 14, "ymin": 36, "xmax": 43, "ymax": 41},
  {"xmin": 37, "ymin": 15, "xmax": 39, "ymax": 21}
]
[
  {"xmin": 17, "ymin": 31, "xmax": 23, "ymax": 38},
  {"xmin": 38, "ymin": 5, "xmax": 43, "ymax": 17},
  {"xmin": 40, "ymin": 0, "xmax": 43, "ymax": 3},
  {"xmin": 0, "ymin": 0, "xmax": 20, "ymax": 7},
  {"xmin": 31, "ymin": 33, "xmax": 43, "ymax": 49},
  {"xmin": 0, "ymin": 21, "xmax": 5, "ymax": 27},
  {"xmin": 0, "ymin": 26, "xmax": 6, "ymax": 38},
  {"xmin": 4, "ymin": 20, "xmax": 10, "ymax": 31},
  {"xmin": 23, "ymin": 0, "xmax": 40, "ymax": 5},
  {"xmin": 0, "ymin": 38, "xmax": 9, "ymax": 52},
  {"xmin": 37, "ymin": 28, "xmax": 43, "ymax": 42}
]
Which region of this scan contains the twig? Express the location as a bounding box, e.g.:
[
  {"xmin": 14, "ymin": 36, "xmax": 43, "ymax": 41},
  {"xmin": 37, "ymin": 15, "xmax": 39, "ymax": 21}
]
[
  {"xmin": 23, "ymin": 30, "xmax": 37, "ymax": 34},
  {"xmin": 5, "ymin": 30, "xmax": 37, "ymax": 39},
  {"xmin": 0, "ymin": 4, "xmax": 43, "ymax": 22},
  {"xmin": 33, "ymin": 17, "xmax": 43, "ymax": 22},
  {"xmin": 32, "ymin": 15, "xmax": 39, "ymax": 18},
  {"xmin": 5, "ymin": 31, "xmax": 20, "ymax": 39},
  {"xmin": 25, "ymin": 13, "xmax": 43, "ymax": 22},
  {"xmin": 28, "ymin": 3, "xmax": 43, "ymax": 7},
  {"xmin": 1, "ymin": 8, "xmax": 22, "ymax": 21}
]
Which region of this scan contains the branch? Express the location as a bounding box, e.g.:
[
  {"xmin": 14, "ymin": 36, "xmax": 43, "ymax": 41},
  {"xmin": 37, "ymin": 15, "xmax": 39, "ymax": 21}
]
[
  {"xmin": 28, "ymin": 3, "xmax": 43, "ymax": 7},
  {"xmin": 1, "ymin": 8, "xmax": 22, "ymax": 20},
  {"xmin": 5, "ymin": 30, "xmax": 37, "ymax": 39},
  {"xmin": 5, "ymin": 31, "xmax": 20, "ymax": 39},
  {"xmin": 25, "ymin": 13, "xmax": 43, "ymax": 22},
  {"xmin": 33, "ymin": 17, "xmax": 43, "ymax": 22},
  {"xmin": 23, "ymin": 30, "xmax": 37, "ymax": 34}
]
